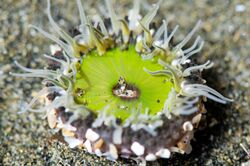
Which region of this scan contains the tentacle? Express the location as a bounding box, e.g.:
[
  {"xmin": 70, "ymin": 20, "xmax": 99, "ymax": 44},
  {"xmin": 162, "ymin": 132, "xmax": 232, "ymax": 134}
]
[
  {"xmin": 154, "ymin": 21, "xmax": 165, "ymax": 41},
  {"xmin": 174, "ymin": 20, "xmax": 202, "ymax": 51},
  {"xmin": 43, "ymin": 54, "xmax": 67, "ymax": 66},
  {"xmin": 47, "ymin": 0, "xmax": 74, "ymax": 46},
  {"xmin": 140, "ymin": 1, "xmax": 160, "ymax": 30},
  {"xmin": 162, "ymin": 25, "xmax": 179, "ymax": 49},
  {"xmin": 182, "ymin": 84, "xmax": 233, "ymax": 104},
  {"xmin": 128, "ymin": 0, "xmax": 141, "ymax": 30},
  {"xmin": 182, "ymin": 60, "xmax": 214, "ymax": 77},
  {"xmin": 143, "ymin": 68, "xmax": 172, "ymax": 77},
  {"xmin": 105, "ymin": 0, "xmax": 119, "ymax": 34},
  {"xmin": 76, "ymin": 0, "xmax": 88, "ymax": 34},
  {"xmin": 182, "ymin": 36, "xmax": 202, "ymax": 54},
  {"xmin": 180, "ymin": 39, "xmax": 204, "ymax": 64},
  {"xmin": 29, "ymin": 25, "xmax": 73, "ymax": 58}
]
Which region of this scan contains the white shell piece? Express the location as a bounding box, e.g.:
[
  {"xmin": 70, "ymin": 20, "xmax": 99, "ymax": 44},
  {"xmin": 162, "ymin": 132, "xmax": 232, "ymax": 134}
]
[
  {"xmin": 155, "ymin": 148, "xmax": 171, "ymax": 158},
  {"xmin": 47, "ymin": 109, "xmax": 57, "ymax": 128},
  {"xmin": 109, "ymin": 144, "xmax": 118, "ymax": 160},
  {"xmin": 183, "ymin": 121, "xmax": 194, "ymax": 131},
  {"xmin": 84, "ymin": 140, "xmax": 92, "ymax": 153},
  {"xmin": 131, "ymin": 142, "xmax": 145, "ymax": 156},
  {"xmin": 85, "ymin": 129, "xmax": 100, "ymax": 142},
  {"xmin": 145, "ymin": 153, "xmax": 157, "ymax": 161},
  {"xmin": 95, "ymin": 149, "xmax": 103, "ymax": 157},
  {"xmin": 50, "ymin": 44, "xmax": 61, "ymax": 55},
  {"xmin": 192, "ymin": 114, "xmax": 202, "ymax": 124},
  {"xmin": 170, "ymin": 147, "xmax": 185, "ymax": 154},
  {"xmin": 64, "ymin": 137, "xmax": 83, "ymax": 148}
]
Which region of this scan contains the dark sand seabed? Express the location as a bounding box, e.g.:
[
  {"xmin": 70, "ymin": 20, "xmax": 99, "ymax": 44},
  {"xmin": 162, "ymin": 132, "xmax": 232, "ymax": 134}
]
[{"xmin": 0, "ymin": 0, "xmax": 249, "ymax": 165}]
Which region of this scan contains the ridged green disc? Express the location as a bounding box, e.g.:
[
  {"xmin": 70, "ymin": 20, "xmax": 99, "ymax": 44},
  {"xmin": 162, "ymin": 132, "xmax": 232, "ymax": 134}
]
[{"xmin": 74, "ymin": 46, "xmax": 173, "ymax": 121}]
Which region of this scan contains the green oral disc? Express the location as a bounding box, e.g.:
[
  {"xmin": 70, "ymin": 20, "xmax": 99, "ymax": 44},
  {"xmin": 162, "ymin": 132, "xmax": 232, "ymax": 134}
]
[{"xmin": 74, "ymin": 46, "xmax": 173, "ymax": 121}]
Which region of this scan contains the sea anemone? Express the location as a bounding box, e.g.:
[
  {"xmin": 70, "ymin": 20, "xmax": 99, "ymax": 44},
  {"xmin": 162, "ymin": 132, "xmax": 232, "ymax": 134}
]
[{"xmin": 11, "ymin": 0, "xmax": 233, "ymax": 162}]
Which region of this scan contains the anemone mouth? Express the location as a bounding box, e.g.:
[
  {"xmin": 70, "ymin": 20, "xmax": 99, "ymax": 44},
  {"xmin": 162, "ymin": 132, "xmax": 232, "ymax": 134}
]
[{"xmin": 112, "ymin": 77, "xmax": 140, "ymax": 100}]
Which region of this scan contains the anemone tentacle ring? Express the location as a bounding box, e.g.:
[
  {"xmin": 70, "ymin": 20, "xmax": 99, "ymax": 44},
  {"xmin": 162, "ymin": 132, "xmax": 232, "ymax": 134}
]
[{"xmin": 11, "ymin": 0, "xmax": 233, "ymax": 162}]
